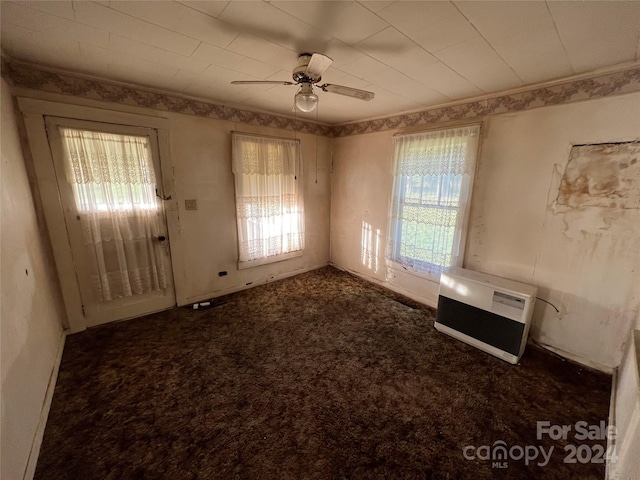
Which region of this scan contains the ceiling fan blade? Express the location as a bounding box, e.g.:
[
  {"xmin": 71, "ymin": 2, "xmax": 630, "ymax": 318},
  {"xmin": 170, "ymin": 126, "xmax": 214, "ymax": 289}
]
[
  {"xmin": 305, "ymin": 53, "xmax": 333, "ymax": 80},
  {"xmin": 231, "ymin": 80, "xmax": 296, "ymax": 85},
  {"xmin": 319, "ymin": 84, "xmax": 375, "ymax": 101}
]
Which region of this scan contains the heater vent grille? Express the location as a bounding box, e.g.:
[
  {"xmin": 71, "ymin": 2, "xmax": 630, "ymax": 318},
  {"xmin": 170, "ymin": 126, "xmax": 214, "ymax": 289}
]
[{"xmin": 435, "ymin": 267, "xmax": 537, "ymax": 364}]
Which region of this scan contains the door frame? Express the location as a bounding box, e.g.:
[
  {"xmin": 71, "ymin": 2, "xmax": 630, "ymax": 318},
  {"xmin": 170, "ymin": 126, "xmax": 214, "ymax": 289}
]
[{"xmin": 18, "ymin": 97, "xmax": 183, "ymax": 333}]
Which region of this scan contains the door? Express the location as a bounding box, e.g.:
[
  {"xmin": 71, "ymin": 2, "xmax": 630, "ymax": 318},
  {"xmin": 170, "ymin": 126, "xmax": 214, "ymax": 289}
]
[{"xmin": 45, "ymin": 116, "xmax": 176, "ymax": 327}]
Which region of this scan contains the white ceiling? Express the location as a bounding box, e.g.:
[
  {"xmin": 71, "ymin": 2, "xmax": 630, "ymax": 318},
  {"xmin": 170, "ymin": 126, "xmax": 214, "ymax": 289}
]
[{"xmin": 2, "ymin": 1, "xmax": 640, "ymax": 124}]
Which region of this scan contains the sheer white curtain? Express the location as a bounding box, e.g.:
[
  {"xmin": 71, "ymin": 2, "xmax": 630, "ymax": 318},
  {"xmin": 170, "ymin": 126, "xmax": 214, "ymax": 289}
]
[
  {"xmin": 60, "ymin": 127, "xmax": 167, "ymax": 301},
  {"xmin": 232, "ymin": 133, "xmax": 304, "ymax": 265},
  {"xmin": 388, "ymin": 125, "xmax": 480, "ymax": 277}
]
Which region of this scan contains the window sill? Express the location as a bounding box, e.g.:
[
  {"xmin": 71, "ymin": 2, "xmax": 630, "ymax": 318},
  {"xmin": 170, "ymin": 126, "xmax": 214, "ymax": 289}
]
[{"xmin": 238, "ymin": 249, "xmax": 303, "ymax": 270}]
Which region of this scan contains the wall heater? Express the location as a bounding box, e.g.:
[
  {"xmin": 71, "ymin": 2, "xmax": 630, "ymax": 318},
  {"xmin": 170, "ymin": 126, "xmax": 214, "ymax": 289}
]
[{"xmin": 435, "ymin": 267, "xmax": 538, "ymax": 364}]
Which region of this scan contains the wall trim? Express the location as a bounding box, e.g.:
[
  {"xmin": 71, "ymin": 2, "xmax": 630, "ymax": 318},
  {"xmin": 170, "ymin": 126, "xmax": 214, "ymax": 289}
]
[
  {"xmin": 330, "ymin": 262, "xmax": 438, "ymax": 309},
  {"xmin": 333, "ymin": 64, "xmax": 640, "ymax": 136},
  {"xmin": 22, "ymin": 329, "xmax": 66, "ymax": 480},
  {"xmin": 3, "ymin": 57, "xmax": 639, "ymax": 138},
  {"xmin": 183, "ymin": 262, "xmax": 330, "ymax": 306},
  {"xmin": 2, "ymin": 58, "xmax": 332, "ymax": 137},
  {"xmin": 531, "ymin": 340, "xmax": 614, "ymax": 374}
]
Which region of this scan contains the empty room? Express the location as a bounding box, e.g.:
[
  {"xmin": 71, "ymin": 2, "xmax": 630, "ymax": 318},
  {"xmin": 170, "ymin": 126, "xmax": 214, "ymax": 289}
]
[{"xmin": 1, "ymin": 1, "xmax": 639, "ymax": 478}]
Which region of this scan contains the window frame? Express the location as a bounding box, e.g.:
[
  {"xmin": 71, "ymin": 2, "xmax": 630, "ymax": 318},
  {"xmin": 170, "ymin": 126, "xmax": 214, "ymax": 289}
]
[
  {"xmin": 388, "ymin": 124, "xmax": 481, "ymax": 280},
  {"xmin": 231, "ymin": 132, "xmax": 305, "ymax": 269}
]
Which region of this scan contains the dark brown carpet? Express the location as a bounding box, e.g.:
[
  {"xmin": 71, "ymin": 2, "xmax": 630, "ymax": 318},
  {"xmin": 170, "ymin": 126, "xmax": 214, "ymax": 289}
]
[{"xmin": 36, "ymin": 266, "xmax": 611, "ymax": 479}]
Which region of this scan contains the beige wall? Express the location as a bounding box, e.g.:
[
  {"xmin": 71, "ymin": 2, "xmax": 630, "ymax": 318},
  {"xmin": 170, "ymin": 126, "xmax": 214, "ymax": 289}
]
[
  {"xmin": 168, "ymin": 114, "xmax": 331, "ymax": 305},
  {"xmin": 12, "ymin": 89, "xmax": 332, "ymax": 313},
  {"xmin": 1, "ymin": 80, "xmax": 65, "ymax": 479},
  {"xmin": 331, "ymin": 92, "xmax": 640, "ymax": 370}
]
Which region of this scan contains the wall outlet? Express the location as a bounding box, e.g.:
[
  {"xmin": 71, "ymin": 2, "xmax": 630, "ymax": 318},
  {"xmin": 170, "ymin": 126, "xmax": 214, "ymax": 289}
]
[{"xmin": 184, "ymin": 199, "xmax": 197, "ymax": 210}]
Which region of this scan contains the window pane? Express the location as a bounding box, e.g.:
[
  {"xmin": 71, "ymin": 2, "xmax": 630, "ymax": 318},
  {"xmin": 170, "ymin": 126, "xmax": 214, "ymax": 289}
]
[
  {"xmin": 60, "ymin": 128, "xmax": 158, "ymax": 212},
  {"xmin": 389, "ymin": 126, "xmax": 480, "ymax": 276},
  {"xmin": 232, "ymin": 134, "xmax": 305, "ymax": 264}
]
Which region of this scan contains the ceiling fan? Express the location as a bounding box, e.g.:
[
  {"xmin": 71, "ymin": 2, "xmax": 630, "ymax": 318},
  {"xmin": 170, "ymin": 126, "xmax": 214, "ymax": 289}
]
[{"xmin": 231, "ymin": 53, "xmax": 375, "ymax": 113}]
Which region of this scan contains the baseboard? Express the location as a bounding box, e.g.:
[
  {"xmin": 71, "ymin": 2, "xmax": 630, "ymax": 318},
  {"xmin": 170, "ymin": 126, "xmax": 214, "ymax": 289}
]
[
  {"xmin": 23, "ymin": 329, "xmax": 66, "ymax": 480},
  {"xmin": 329, "ymin": 263, "xmax": 438, "ymax": 309},
  {"xmin": 182, "ymin": 262, "xmax": 330, "ymax": 306},
  {"xmin": 529, "ymin": 340, "xmax": 614, "ymax": 374}
]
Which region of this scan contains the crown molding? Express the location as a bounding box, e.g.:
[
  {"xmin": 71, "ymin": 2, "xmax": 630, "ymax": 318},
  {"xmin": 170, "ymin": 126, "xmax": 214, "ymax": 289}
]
[{"xmin": 3, "ymin": 58, "xmax": 639, "ymax": 138}]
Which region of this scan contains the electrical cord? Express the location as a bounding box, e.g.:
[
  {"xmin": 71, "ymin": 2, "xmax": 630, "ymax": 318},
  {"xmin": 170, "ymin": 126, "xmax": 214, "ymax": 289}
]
[{"xmin": 536, "ymin": 297, "xmax": 560, "ymax": 313}]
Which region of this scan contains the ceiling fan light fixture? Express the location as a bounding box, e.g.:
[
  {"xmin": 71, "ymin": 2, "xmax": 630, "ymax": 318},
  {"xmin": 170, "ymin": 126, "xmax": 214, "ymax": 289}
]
[{"xmin": 295, "ymin": 83, "xmax": 318, "ymax": 112}]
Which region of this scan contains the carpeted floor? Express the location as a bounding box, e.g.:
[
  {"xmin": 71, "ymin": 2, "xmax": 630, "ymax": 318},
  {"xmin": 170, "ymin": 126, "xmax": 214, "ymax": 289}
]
[{"xmin": 36, "ymin": 266, "xmax": 611, "ymax": 479}]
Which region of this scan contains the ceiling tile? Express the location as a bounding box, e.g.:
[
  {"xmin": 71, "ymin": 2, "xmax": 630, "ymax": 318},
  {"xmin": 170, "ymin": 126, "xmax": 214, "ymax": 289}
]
[
  {"xmin": 435, "ymin": 36, "xmax": 523, "ymax": 92},
  {"xmin": 107, "ymin": 63, "xmax": 178, "ymax": 88},
  {"xmin": 109, "ymin": 35, "xmax": 210, "ymax": 75},
  {"xmin": 165, "ymin": 70, "xmax": 200, "ymax": 91},
  {"xmin": 271, "ymin": 1, "xmax": 388, "ymax": 45},
  {"xmin": 79, "ymin": 43, "xmax": 180, "ymax": 82},
  {"xmin": 366, "ymin": 68, "xmax": 448, "ymax": 105},
  {"xmin": 140, "ymin": 21, "xmax": 202, "ymax": 57},
  {"xmin": 355, "ymin": 27, "xmax": 439, "ymax": 72},
  {"xmin": 549, "ymin": 1, "xmax": 640, "ymax": 73},
  {"xmin": 173, "ymin": 7, "xmax": 239, "ymax": 49},
  {"xmin": 0, "ymin": 22, "xmax": 81, "ymax": 65},
  {"xmin": 490, "ymin": 23, "xmax": 574, "ymax": 84},
  {"xmin": 73, "ymin": 1, "xmax": 200, "ymax": 55},
  {"xmin": 405, "ymin": 61, "xmax": 482, "ymax": 100},
  {"xmin": 339, "ymin": 55, "xmax": 389, "ymax": 80},
  {"xmin": 176, "ymin": 1, "xmax": 229, "ymax": 19},
  {"xmin": 322, "ymin": 39, "xmax": 366, "ymax": 67},
  {"xmin": 359, "ymin": 1, "xmax": 395, "ymax": 14},
  {"xmin": 3, "ymin": 2, "xmax": 108, "ymax": 48},
  {"xmin": 8, "ymin": 0, "xmax": 75, "ymax": 20},
  {"xmin": 226, "ymin": 34, "xmax": 293, "ymax": 63},
  {"xmin": 230, "ymin": 57, "xmax": 282, "ymax": 80},
  {"xmin": 406, "ymin": 11, "xmax": 478, "ymax": 53},
  {"xmin": 191, "ymin": 42, "xmax": 245, "ymax": 69},
  {"xmin": 454, "ymin": 1, "xmax": 553, "ymax": 43},
  {"xmin": 108, "ymin": 1, "xmax": 189, "ymax": 30},
  {"xmin": 377, "ymin": 1, "xmax": 458, "ymax": 36},
  {"xmin": 219, "ymin": 0, "xmax": 331, "ymax": 54},
  {"xmin": 268, "ymin": 51, "xmax": 304, "ymax": 75},
  {"xmin": 319, "ymin": 69, "xmax": 372, "ymax": 91}
]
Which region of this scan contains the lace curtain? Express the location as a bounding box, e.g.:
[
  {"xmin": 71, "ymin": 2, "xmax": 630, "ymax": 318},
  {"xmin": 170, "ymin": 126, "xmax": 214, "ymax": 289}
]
[
  {"xmin": 388, "ymin": 125, "xmax": 480, "ymax": 277},
  {"xmin": 232, "ymin": 133, "xmax": 304, "ymax": 264},
  {"xmin": 60, "ymin": 127, "xmax": 167, "ymax": 302}
]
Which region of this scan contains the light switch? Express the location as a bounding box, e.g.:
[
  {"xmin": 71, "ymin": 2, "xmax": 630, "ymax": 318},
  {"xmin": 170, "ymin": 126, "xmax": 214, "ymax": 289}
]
[{"xmin": 184, "ymin": 199, "xmax": 197, "ymax": 210}]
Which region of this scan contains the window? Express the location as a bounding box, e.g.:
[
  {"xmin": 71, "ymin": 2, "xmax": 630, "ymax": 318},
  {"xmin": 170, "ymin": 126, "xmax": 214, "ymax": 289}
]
[
  {"xmin": 388, "ymin": 125, "xmax": 480, "ymax": 278},
  {"xmin": 60, "ymin": 128, "xmax": 158, "ymax": 212},
  {"xmin": 232, "ymin": 133, "xmax": 304, "ymax": 267}
]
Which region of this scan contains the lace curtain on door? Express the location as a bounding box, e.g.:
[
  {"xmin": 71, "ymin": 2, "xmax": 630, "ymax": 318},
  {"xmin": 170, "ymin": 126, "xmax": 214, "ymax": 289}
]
[
  {"xmin": 388, "ymin": 125, "xmax": 480, "ymax": 277},
  {"xmin": 60, "ymin": 127, "xmax": 167, "ymax": 302},
  {"xmin": 232, "ymin": 133, "xmax": 305, "ymax": 264}
]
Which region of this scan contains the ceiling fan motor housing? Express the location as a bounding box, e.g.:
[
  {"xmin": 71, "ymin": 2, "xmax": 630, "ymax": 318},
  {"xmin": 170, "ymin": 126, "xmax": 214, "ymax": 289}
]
[{"xmin": 293, "ymin": 53, "xmax": 318, "ymax": 83}]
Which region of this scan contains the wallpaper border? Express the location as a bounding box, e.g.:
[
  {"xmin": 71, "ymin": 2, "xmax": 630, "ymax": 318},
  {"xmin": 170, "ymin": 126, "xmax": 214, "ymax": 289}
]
[
  {"xmin": 3, "ymin": 58, "xmax": 639, "ymax": 138},
  {"xmin": 1, "ymin": 59, "xmax": 332, "ymax": 137},
  {"xmin": 333, "ymin": 66, "xmax": 640, "ymax": 137}
]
